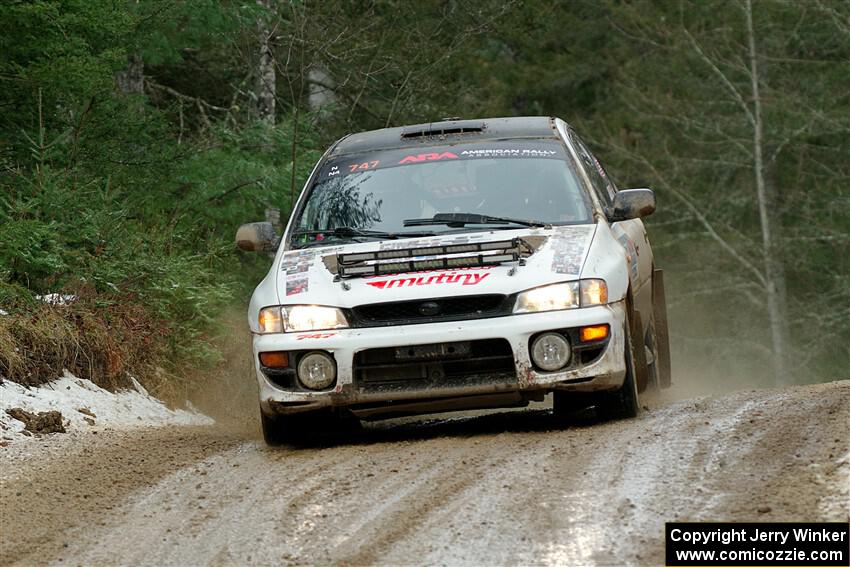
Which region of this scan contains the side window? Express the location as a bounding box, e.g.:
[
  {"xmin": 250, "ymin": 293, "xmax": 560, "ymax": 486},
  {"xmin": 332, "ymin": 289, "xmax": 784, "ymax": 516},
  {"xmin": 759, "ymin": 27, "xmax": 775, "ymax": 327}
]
[{"xmin": 569, "ymin": 131, "xmax": 616, "ymax": 208}]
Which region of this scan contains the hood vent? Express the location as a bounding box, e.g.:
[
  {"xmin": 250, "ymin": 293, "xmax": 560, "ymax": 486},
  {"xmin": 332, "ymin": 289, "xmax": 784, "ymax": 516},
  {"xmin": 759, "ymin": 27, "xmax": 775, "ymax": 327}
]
[
  {"xmin": 401, "ymin": 123, "xmax": 485, "ymax": 139},
  {"xmin": 336, "ymin": 239, "xmax": 522, "ymax": 279}
]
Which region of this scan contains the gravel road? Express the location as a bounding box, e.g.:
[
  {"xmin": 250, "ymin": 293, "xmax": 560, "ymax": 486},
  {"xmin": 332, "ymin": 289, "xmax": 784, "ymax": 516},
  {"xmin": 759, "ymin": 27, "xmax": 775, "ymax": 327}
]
[{"xmin": 1, "ymin": 380, "xmax": 848, "ymax": 566}]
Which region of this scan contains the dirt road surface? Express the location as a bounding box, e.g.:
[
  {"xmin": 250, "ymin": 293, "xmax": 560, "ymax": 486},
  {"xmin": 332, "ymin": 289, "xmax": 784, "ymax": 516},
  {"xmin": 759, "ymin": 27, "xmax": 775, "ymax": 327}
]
[{"xmin": 1, "ymin": 380, "xmax": 848, "ymax": 566}]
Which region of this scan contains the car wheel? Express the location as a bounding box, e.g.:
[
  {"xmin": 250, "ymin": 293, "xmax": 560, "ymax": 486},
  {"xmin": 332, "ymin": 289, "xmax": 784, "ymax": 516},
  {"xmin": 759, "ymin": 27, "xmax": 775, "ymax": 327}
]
[
  {"xmin": 553, "ymin": 390, "xmax": 595, "ymax": 420},
  {"xmin": 260, "ymin": 411, "xmax": 292, "ymax": 446},
  {"xmin": 596, "ymin": 310, "xmax": 641, "ymax": 420},
  {"xmin": 261, "ymin": 409, "xmax": 360, "ymax": 446}
]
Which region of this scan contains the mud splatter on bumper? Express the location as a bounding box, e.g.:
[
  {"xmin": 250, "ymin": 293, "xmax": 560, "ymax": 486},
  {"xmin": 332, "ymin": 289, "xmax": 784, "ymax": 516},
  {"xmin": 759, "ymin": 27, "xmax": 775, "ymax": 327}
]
[{"xmin": 254, "ymin": 300, "xmax": 628, "ymax": 415}]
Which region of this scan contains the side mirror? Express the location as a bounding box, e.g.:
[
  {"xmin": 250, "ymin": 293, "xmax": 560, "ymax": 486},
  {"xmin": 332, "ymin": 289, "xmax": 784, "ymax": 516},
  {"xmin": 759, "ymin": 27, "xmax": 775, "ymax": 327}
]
[
  {"xmin": 235, "ymin": 222, "xmax": 280, "ymax": 252},
  {"xmin": 609, "ymin": 188, "xmax": 656, "ymax": 222}
]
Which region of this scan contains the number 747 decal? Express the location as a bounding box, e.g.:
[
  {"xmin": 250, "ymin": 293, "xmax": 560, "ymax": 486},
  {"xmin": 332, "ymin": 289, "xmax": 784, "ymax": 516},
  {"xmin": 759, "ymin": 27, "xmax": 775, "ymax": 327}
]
[
  {"xmin": 296, "ymin": 332, "xmax": 338, "ymax": 340},
  {"xmin": 348, "ymin": 161, "xmax": 379, "ymax": 172}
]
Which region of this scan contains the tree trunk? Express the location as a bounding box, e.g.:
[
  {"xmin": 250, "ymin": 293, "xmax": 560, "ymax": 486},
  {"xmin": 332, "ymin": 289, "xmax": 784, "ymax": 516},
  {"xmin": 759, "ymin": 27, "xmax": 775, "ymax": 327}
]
[
  {"xmin": 115, "ymin": 54, "xmax": 144, "ymax": 95},
  {"xmin": 745, "ymin": 0, "xmax": 789, "ymax": 383},
  {"xmin": 256, "ymin": 0, "xmax": 276, "ymax": 124},
  {"xmin": 764, "ymin": 144, "xmax": 792, "ymax": 380},
  {"xmin": 308, "ymin": 67, "xmax": 335, "ymax": 113}
]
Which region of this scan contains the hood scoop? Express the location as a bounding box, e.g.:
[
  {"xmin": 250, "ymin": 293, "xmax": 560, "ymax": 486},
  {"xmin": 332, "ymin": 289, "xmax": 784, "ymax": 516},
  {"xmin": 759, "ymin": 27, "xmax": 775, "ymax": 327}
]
[{"xmin": 326, "ymin": 238, "xmax": 533, "ymax": 279}]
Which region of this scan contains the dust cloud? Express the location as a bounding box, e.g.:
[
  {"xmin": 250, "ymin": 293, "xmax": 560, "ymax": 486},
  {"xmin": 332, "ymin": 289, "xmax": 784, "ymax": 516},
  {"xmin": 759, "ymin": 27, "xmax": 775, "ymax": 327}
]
[
  {"xmin": 183, "ymin": 300, "xmax": 847, "ymax": 434},
  {"xmin": 660, "ymin": 298, "xmax": 844, "ymax": 401},
  {"xmin": 185, "ymin": 309, "xmax": 260, "ymax": 437}
]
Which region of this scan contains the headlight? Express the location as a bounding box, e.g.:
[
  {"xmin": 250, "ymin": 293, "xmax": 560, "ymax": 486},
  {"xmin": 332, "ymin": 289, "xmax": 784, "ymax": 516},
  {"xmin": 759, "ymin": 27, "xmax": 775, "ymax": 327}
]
[
  {"xmin": 531, "ymin": 332, "xmax": 571, "ymax": 371},
  {"xmin": 297, "ymin": 351, "xmax": 337, "ymax": 390},
  {"xmin": 580, "ymin": 279, "xmax": 608, "ymax": 305},
  {"xmin": 259, "ymin": 306, "xmax": 284, "ymax": 333},
  {"xmin": 284, "ymin": 305, "xmax": 348, "ymax": 332},
  {"xmin": 513, "ymin": 279, "xmax": 608, "ymax": 313},
  {"xmin": 258, "ymin": 305, "xmax": 348, "ymax": 333},
  {"xmin": 514, "ymin": 282, "xmax": 579, "ymax": 313}
]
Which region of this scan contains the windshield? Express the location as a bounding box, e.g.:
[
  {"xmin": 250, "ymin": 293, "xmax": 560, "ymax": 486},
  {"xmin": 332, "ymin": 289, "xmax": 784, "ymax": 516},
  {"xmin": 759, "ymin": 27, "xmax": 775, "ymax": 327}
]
[{"xmin": 291, "ymin": 140, "xmax": 593, "ymax": 247}]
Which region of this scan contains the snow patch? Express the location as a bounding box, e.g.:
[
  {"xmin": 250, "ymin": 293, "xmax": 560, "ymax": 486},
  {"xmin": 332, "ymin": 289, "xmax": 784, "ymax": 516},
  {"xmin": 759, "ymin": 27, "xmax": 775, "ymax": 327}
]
[
  {"xmin": 36, "ymin": 293, "xmax": 77, "ymax": 306},
  {"xmin": 0, "ymin": 371, "xmax": 212, "ymax": 444}
]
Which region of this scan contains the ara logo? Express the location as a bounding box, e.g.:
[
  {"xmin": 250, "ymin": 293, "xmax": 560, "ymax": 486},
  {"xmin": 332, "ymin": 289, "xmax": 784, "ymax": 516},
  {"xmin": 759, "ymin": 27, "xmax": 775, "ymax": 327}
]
[
  {"xmin": 367, "ymin": 271, "xmax": 490, "ymax": 289},
  {"xmin": 398, "ymin": 152, "xmax": 459, "ymax": 165}
]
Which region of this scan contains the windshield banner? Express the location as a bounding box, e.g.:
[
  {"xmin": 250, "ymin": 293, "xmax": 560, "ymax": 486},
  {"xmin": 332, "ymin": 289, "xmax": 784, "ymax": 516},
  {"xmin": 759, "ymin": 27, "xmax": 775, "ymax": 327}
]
[{"xmin": 320, "ymin": 141, "xmax": 568, "ymax": 180}]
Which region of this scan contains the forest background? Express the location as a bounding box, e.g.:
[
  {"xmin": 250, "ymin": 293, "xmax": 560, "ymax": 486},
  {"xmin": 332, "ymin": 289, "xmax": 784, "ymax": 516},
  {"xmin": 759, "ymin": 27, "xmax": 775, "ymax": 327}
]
[{"xmin": 1, "ymin": 0, "xmax": 847, "ymax": 397}]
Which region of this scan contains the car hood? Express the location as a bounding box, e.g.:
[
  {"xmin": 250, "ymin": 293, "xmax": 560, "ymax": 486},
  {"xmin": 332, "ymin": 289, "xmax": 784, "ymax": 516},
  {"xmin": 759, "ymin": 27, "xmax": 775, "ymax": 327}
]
[{"xmin": 275, "ymin": 225, "xmax": 597, "ymax": 308}]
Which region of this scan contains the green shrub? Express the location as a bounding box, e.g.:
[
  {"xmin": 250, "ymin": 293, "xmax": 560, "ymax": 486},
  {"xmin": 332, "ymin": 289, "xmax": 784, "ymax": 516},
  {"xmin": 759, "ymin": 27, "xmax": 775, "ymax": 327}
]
[
  {"xmin": 0, "ymin": 116, "xmax": 320, "ymax": 390},
  {"xmin": 0, "ymin": 0, "xmax": 317, "ymax": 391}
]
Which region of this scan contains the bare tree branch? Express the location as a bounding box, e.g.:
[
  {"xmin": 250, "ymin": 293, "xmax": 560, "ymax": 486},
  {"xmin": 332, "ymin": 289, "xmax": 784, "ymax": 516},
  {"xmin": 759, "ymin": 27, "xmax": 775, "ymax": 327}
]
[
  {"xmin": 682, "ymin": 27, "xmax": 756, "ymax": 126},
  {"xmin": 605, "ymin": 139, "xmax": 769, "ymax": 288}
]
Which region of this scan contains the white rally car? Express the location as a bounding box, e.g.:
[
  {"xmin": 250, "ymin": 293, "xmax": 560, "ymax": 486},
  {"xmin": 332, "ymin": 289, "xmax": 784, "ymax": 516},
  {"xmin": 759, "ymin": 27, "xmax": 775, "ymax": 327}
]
[{"xmin": 237, "ymin": 117, "xmax": 671, "ymax": 445}]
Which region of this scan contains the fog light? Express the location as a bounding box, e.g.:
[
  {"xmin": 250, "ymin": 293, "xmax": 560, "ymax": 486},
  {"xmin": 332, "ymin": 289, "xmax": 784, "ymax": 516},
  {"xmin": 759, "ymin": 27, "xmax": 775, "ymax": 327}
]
[
  {"xmin": 580, "ymin": 324, "xmax": 609, "ymax": 342},
  {"xmin": 531, "ymin": 333, "xmax": 571, "ymax": 372},
  {"xmin": 259, "ymin": 351, "xmax": 289, "ymax": 368},
  {"xmin": 297, "ymin": 351, "xmax": 336, "ymax": 390}
]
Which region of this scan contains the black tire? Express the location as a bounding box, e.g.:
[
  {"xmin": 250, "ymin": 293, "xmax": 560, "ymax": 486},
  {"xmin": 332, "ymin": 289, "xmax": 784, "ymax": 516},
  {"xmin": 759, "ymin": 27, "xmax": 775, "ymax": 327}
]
[
  {"xmin": 261, "ymin": 409, "xmax": 360, "ymax": 446},
  {"xmin": 260, "ymin": 411, "xmax": 291, "ymax": 446},
  {"xmin": 652, "ymin": 269, "xmax": 673, "ymax": 389},
  {"xmin": 595, "ymin": 310, "xmax": 641, "ymax": 420},
  {"xmin": 553, "ymin": 390, "xmax": 595, "ymax": 420}
]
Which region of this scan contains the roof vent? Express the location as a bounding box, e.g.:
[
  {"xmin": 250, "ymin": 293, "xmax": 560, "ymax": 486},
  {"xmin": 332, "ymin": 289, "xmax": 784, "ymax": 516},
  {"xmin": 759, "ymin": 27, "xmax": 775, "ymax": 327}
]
[{"xmin": 401, "ymin": 122, "xmax": 485, "ymax": 139}]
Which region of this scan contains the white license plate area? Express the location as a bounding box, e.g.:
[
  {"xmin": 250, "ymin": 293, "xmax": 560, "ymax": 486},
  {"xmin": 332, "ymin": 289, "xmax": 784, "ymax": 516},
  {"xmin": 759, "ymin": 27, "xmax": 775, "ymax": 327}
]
[{"xmin": 394, "ymin": 342, "xmax": 471, "ymax": 360}]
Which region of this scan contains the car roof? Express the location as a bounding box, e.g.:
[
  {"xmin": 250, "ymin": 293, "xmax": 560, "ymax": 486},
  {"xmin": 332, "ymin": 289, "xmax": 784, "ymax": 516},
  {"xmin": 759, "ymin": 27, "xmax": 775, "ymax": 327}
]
[{"xmin": 329, "ymin": 116, "xmax": 561, "ymax": 157}]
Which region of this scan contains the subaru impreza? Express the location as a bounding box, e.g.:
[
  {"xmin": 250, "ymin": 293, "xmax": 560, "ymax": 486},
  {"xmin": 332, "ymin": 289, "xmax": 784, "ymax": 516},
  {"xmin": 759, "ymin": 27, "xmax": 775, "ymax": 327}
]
[{"xmin": 237, "ymin": 116, "xmax": 671, "ymax": 445}]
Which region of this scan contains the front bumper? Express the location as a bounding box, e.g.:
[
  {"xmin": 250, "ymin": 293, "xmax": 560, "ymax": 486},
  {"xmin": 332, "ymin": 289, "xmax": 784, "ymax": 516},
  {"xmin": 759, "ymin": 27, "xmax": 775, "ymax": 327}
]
[{"xmin": 253, "ymin": 300, "xmax": 628, "ymax": 415}]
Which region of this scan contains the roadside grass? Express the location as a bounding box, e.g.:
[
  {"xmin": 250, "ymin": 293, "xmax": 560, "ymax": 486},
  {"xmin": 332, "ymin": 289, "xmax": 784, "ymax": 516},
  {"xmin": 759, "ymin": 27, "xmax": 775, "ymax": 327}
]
[
  {"xmin": 0, "ymin": 120, "xmax": 310, "ymax": 401},
  {"xmin": 0, "ymin": 291, "xmax": 166, "ymax": 392},
  {"xmin": 0, "ymin": 3, "xmax": 325, "ymax": 409}
]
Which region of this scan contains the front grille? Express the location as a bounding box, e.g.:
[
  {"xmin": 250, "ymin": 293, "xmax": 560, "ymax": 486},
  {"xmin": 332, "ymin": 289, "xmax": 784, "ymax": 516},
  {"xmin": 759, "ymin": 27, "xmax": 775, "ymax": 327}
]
[
  {"xmin": 350, "ymin": 295, "xmax": 509, "ymax": 327},
  {"xmin": 354, "ymin": 338, "xmax": 516, "ymax": 392}
]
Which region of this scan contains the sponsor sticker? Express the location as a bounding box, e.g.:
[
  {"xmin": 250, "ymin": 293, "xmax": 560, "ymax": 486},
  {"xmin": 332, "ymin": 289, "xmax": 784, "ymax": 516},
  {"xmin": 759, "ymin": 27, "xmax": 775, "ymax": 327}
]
[
  {"xmin": 366, "ymin": 267, "xmax": 493, "ymax": 289},
  {"xmin": 549, "ymin": 226, "xmax": 593, "ymax": 275},
  {"xmin": 398, "ymin": 152, "xmax": 458, "ymax": 164},
  {"xmin": 280, "ymin": 250, "xmax": 318, "ymax": 296},
  {"xmin": 319, "ymin": 141, "xmax": 567, "ymax": 179}
]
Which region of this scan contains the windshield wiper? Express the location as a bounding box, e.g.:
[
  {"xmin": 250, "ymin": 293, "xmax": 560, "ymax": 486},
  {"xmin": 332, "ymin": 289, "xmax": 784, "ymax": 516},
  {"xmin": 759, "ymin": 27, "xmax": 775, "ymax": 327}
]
[
  {"xmin": 291, "ymin": 227, "xmax": 437, "ymax": 243},
  {"xmin": 403, "ymin": 213, "xmax": 550, "ymax": 229}
]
